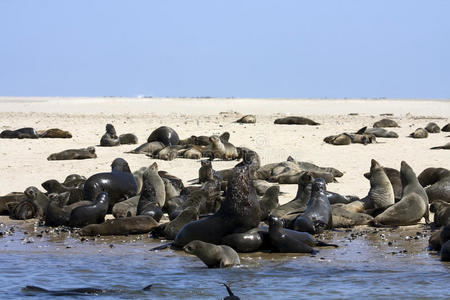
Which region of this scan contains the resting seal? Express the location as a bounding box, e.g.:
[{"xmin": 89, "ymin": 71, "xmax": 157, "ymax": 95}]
[
  {"xmin": 79, "ymin": 215, "xmax": 158, "ymax": 236},
  {"xmin": 100, "ymin": 124, "xmax": 120, "ymax": 146},
  {"xmin": 425, "ymin": 122, "xmax": 440, "ymax": 133},
  {"xmin": 47, "ymin": 147, "xmax": 97, "ymax": 160},
  {"xmin": 259, "ymin": 186, "xmax": 279, "ymax": 221},
  {"xmin": 430, "ymin": 142, "xmax": 450, "ymax": 150},
  {"xmin": 418, "ymin": 167, "xmax": 450, "ymax": 203},
  {"xmin": 174, "ymin": 162, "xmax": 261, "ymax": 247},
  {"xmin": 157, "ymin": 207, "xmax": 199, "ymax": 240},
  {"xmin": 293, "ymin": 178, "xmax": 332, "ymax": 234},
  {"xmin": 119, "ymin": 133, "xmax": 138, "ymax": 144},
  {"xmin": 274, "ymin": 116, "xmax": 320, "ymax": 125},
  {"xmin": 136, "ymin": 163, "xmax": 165, "ymax": 221},
  {"xmin": 45, "ymin": 193, "xmax": 91, "ymax": 226},
  {"xmin": 364, "ymin": 166, "xmax": 402, "ymax": 201},
  {"xmin": 374, "ymin": 161, "xmax": 429, "ymax": 226},
  {"xmin": 183, "ymin": 240, "xmax": 240, "ymax": 268},
  {"xmin": 235, "ymin": 115, "xmax": 256, "ymax": 124},
  {"xmin": 68, "ymin": 192, "xmax": 109, "ymax": 228},
  {"xmin": 430, "ymin": 200, "xmax": 450, "ymax": 227},
  {"xmin": 209, "ymin": 136, "xmax": 239, "ymax": 160},
  {"xmin": 373, "ymin": 118, "xmax": 399, "ymax": 128},
  {"xmin": 38, "ymin": 128, "xmax": 72, "ymax": 138},
  {"xmin": 357, "ymin": 127, "xmax": 398, "ymax": 138},
  {"xmin": 363, "ymin": 159, "xmax": 395, "ymax": 210},
  {"xmin": 83, "ymin": 158, "xmax": 137, "ymax": 212},
  {"xmin": 147, "ymin": 126, "xmax": 179, "ymax": 146},
  {"xmin": 324, "ymin": 133, "xmax": 351, "ymax": 145},
  {"xmin": 0, "ymin": 127, "xmax": 39, "ymax": 139},
  {"xmin": 442, "ymin": 123, "xmax": 450, "ymax": 132},
  {"xmin": 127, "ymin": 141, "xmax": 165, "ymax": 155},
  {"xmin": 409, "ymin": 128, "xmax": 428, "ymax": 139}
]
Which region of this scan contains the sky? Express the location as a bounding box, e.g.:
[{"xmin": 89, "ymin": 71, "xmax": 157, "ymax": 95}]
[{"xmin": 0, "ymin": 0, "xmax": 449, "ymax": 98}]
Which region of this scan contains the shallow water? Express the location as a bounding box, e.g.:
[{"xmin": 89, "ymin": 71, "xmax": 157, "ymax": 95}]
[{"xmin": 0, "ymin": 221, "xmax": 449, "ymax": 300}]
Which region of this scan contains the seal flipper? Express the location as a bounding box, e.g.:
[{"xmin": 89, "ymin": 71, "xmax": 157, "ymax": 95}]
[
  {"xmin": 356, "ymin": 126, "xmax": 367, "ymax": 134},
  {"xmin": 315, "ymin": 240, "xmax": 339, "ymax": 248},
  {"xmin": 149, "ymin": 242, "xmax": 173, "ymax": 251},
  {"xmin": 142, "ymin": 284, "xmax": 152, "ymax": 291}
]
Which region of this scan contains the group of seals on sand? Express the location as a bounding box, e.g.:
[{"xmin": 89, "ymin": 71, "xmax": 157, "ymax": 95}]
[
  {"xmin": 0, "ymin": 127, "xmax": 71, "ymax": 139},
  {"xmin": 100, "ymin": 124, "xmax": 138, "ymax": 146}
]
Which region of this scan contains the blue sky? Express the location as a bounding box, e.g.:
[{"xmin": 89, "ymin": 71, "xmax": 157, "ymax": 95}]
[{"xmin": 0, "ymin": 0, "xmax": 449, "ymax": 98}]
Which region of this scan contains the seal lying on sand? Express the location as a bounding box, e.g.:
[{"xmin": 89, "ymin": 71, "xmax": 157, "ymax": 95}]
[
  {"xmin": 357, "ymin": 127, "xmax": 398, "ymax": 138},
  {"xmin": 274, "ymin": 116, "xmax": 320, "ymax": 125},
  {"xmin": 100, "ymin": 124, "xmax": 120, "ymax": 146},
  {"xmin": 38, "ymin": 128, "xmax": 72, "ymax": 138},
  {"xmin": 45, "ymin": 193, "xmax": 92, "ymax": 226},
  {"xmin": 174, "ymin": 162, "xmax": 261, "ymax": 247},
  {"xmin": 127, "ymin": 141, "xmax": 165, "ymax": 155},
  {"xmin": 409, "ymin": 128, "xmax": 428, "ymax": 139},
  {"xmin": 425, "ymin": 122, "xmax": 440, "ymax": 133},
  {"xmin": 47, "ymin": 147, "xmax": 97, "ymax": 160},
  {"xmin": 373, "ymin": 161, "xmax": 429, "ymax": 226},
  {"xmin": 430, "ymin": 142, "xmax": 450, "ymax": 150},
  {"xmin": 442, "ymin": 123, "xmax": 450, "ymax": 132},
  {"xmin": 235, "ymin": 115, "xmax": 256, "ymax": 124},
  {"xmin": 183, "ymin": 240, "xmax": 240, "ymax": 268},
  {"xmin": 418, "ymin": 167, "xmax": 450, "ymax": 203},
  {"xmin": 119, "ymin": 133, "xmax": 138, "ymax": 144},
  {"xmin": 0, "ymin": 192, "xmax": 26, "ymax": 215},
  {"xmin": 147, "ymin": 126, "xmax": 180, "ymax": 146},
  {"xmin": 0, "ymin": 127, "xmax": 39, "ymax": 139},
  {"xmin": 83, "ymin": 158, "xmax": 137, "ymax": 212},
  {"xmin": 373, "ymin": 118, "xmax": 399, "ymax": 128}
]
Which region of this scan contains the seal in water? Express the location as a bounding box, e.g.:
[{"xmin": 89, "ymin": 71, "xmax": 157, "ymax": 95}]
[
  {"xmin": 374, "ymin": 161, "xmax": 429, "ymax": 226},
  {"xmin": 293, "ymin": 178, "xmax": 332, "ymax": 234},
  {"xmin": 268, "ymin": 216, "xmax": 337, "ymax": 253},
  {"xmin": 83, "ymin": 158, "xmax": 137, "ymax": 212},
  {"xmin": 147, "ymin": 126, "xmax": 180, "ymax": 146},
  {"xmin": 174, "ymin": 162, "xmax": 261, "ymax": 247},
  {"xmin": 68, "ymin": 192, "xmax": 109, "ymax": 228},
  {"xmin": 47, "ymin": 147, "xmax": 97, "ymax": 160},
  {"xmin": 274, "ymin": 116, "xmax": 320, "ymax": 125},
  {"xmin": 222, "ymin": 283, "xmax": 240, "ymax": 300},
  {"xmin": 100, "ymin": 124, "xmax": 120, "ymax": 146},
  {"xmin": 373, "ymin": 118, "xmax": 399, "ymax": 128},
  {"xmin": 183, "ymin": 240, "xmax": 240, "ymax": 268}
]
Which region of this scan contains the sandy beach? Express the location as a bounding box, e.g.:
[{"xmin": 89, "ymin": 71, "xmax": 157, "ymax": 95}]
[{"xmin": 0, "ymin": 97, "xmax": 448, "ymax": 202}]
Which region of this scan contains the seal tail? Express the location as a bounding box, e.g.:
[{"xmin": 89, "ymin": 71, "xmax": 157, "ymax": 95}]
[
  {"xmin": 149, "ymin": 242, "xmax": 173, "ymax": 251},
  {"xmin": 223, "ymin": 283, "xmax": 235, "ymax": 296},
  {"xmin": 316, "ymin": 241, "xmax": 339, "ymax": 248}
]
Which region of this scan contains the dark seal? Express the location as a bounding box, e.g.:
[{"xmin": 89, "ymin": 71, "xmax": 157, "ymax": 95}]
[{"xmin": 147, "ymin": 126, "xmax": 180, "ymax": 146}]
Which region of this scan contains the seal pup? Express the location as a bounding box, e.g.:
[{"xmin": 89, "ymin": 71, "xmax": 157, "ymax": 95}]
[
  {"xmin": 430, "ymin": 142, "xmax": 450, "ymax": 150},
  {"xmin": 68, "ymin": 192, "xmax": 109, "ymax": 228},
  {"xmin": 38, "ymin": 128, "xmax": 72, "ymax": 138},
  {"xmin": 147, "ymin": 126, "xmax": 180, "ymax": 146},
  {"xmin": 425, "ymin": 122, "xmax": 441, "ymax": 133},
  {"xmin": 119, "ymin": 133, "xmax": 138, "ymax": 144},
  {"xmin": 0, "ymin": 127, "xmax": 38, "ymax": 139},
  {"xmin": 374, "ymin": 161, "xmax": 429, "ymax": 226},
  {"xmin": 156, "ymin": 145, "xmax": 182, "ymax": 160},
  {"xmin": 47, "ymin": 147, "xmax": 97, "ymax": 160},
  {"xmin": 127, "ymin": 141, "xmax": 165, "ymax": 155},
  {"xmin": 79, "ymin": 215, "xmax": 158, "ymax": 236},
  {"xmin": 83, "ymin": 158, "xmax": 138, "ymax": 212},
  {"xmin": 274, "ymin": 116, "xmax": 320, "ymax": 125},
  {"xmin": 259, "ymin": 186, "xmax": 279, "ymax": 221},
  {"xmin": 418, "ymin": 167, "xmax": 450, "ymax": 203},
  {"xmin": 293, "ymin": 178, "xmax": 332, "ymax": 234},
  {"xmin": 209, "ymin": 135, "xmax": 239, "ymax": 160},
  {"xmin": 182, "ymin": 147, "xmax": 202, "ymax": 159},
  {"xmin": 323, "ymin": 133, "xmax": 351, "ymax": 145},
  {"xmin": 221, "ymin": 228, "xmax": 264, "ymax": 253},
  {"xmin": 409, "ymin": 128, "xmax": 428, "ymax": 139},
  {"xmin": 174, "ymin": 162, "xmax": 261, "ymax": 247},
  {"xmin": 100, "ymin": 124, "xmax": 120, "ymax": 146},
  {"xmin": 430, "ymin": 200, "xmax": 450, "ymax": 227},
  {"xmin": 363, "ymin": 159, "xmax": 395, "ymax": 210},
  {"xmin": 183, "ymin": 240, "xmax": 240, "ymax": 268},
  {"xmin": 268, "ymin": 216, "xmax": 337, "ymax": 253},
  {"xmin": 235, "ymin": 115, "xmax": 256, "ymax": 124},
  {"xmin": 373, "ymin": 118, "xmax": 399, "ymax": 128}
]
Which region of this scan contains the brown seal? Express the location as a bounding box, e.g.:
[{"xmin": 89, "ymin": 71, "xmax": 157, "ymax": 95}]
[
  {"xmin": 373, "ymin": 118, "xmax": 399, "ymax": 128},
  {"xmin": 425, "ymin": 122, "xmax": 440, "ymax": 133},
  {"xmin": 235, "ymin": 115, "xmax": 256, "ymax": 124},
  {"xmin": 79, "ymin": 215, "xmax": 158, "ymax": 236},
  {"xmin": 38, "ymin": 128, "xmax": 72, "ymax": 138},
  {"xmin": 430, "ymin": 142, "xmax": 450, "ymax": 150},
  {"xmin": 100, "ymin": 124, "xmax": 120, "ymax": 146},
  {"xmin": 430, "ymin": 200, "xmax": 450, "ymax": 227},
  {"xmin": 324, "ymin": 133, "xmax": 351, "ymax": 145},
  {"xmin": 274, "ymin": 116, "xmax": 319, "ymax": 125},
  {"xmin": 119, "ymin": 133, "xmax": 138, "ymax": 144},
  {"xmin": 47, "ymin": 147, "xmax": 97, "ymax": 160},
  {"xmin": 409, "ymin": 128, "xmax": 428, "ymax": 139},
  {"xmin": 183, "ymin": 240, "xmax": 240, "ymax": 268}
]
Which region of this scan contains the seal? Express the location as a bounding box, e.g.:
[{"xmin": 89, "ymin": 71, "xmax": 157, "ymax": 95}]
[
  {"xmin": 442, "ymin": 123, "xmax": 450, "ymax": 132},
  {"xmin": 221, "ymin": 228, "xmax": 264, "ymax": 253},
  {"xmin": 441, "ymin": 240, "xmax": 450, "ymax": 261},
  {"xmin": 268, "ymin": 216, "xmax": 337, "ymax": 253},
  {"xmin": 209, "ymin": 135, "xmax": 238, "ymax": 160},
  {"xmin": 24, "ymin": 186, "xmax": 50, "ymax": 217},
  {"xmin": 137, "ymin": 162, "xmax": 166, "ymax": 209},
  {"xmin": 374, "ymin": 161, "xmax": 429, "ymax": 226},
  {"xmin": 79, "ymin": 215, "xmax": 159, "ymax": 236},
  {"xmin": 127, "ymin": 141, "xmax": 165, "ymax": 155},
  {"xmin": 112, "ymin": 195, "xmax": 139, "ymax": 218},
  {"xmin": 182, "ymin": 147, "xmax": 202, "ymax": 159},
  {"xmin": 119, "ymin": 133, "xmax": 138, "ymax": 144},
  {"xmin": 235, "ymin": 115, "xmax": 256, "ymax": 124},
  {"xmin": 364, "ymin": 166, "xmax": 402, "ymax": 201},
  {"xmin": 409, "ymin": 128, "xmax": 428, "ymax": 139},
  {"xmin": 0, "ymin": 127, "xmax": 39, "ymax": 139},
  {"xmin": 425, "ymin": 122, "xmax": 441, "ymax": 133},
  {"xmin": 430, "ymin": 142, "xmax": 450, "ymax": 150},
  {"xmin": 68, "ymin": 192, "xmax": 109, "ymax": 228},
  {"xmin": 38, "ymin": 128, "xmax": 72, "ymax": 138},
  {"xmin": 183, "ymin": 240, "xmax": 240, "ymax": 268},
  {"xmin": 41, "ymin": 180, "xmax": 84, "ymax": 204},
  {"xmin": 222, "ymin": 284, "xmax": 240, "ymax": 300},
  {"xmin": 259, "ymin": 186, "xmax": 279, "ymax": 221},
  {"xmin": 357, "ymin": 127, "xmax": 398, "ymax": 138},
  {"xmin": 418, "ymin": 167, "xmax": 450, "ymax": 203},
  {"xmin": 147, "ymin": 126, "xmax": 180, "ymax": 146},
  {"xmin": 293, "ymin": 178, "xmax": 332, "ymax": 234},
  {"xmin": 287, "ymin": 156, "xmax": 343, "ymax": 178},
  {"xmin": 363, "ymin": 159, "xmax": 395, "ymax": 210},
  {"xmin": 100, "ymin": 124, "xmax": 120, "ymax": 146},
  {"xmin": 154, "ymin": 207, "xmax": 199, "ymax": 240},
  {"xmin": 0, "ymin": 192, "xmax": 27, "ymax": 215},
  {"xmin": 331, "ymin": 204, "xmax": 374, "ymax": 227},
  {"xmin": 373, "ymin": 118, "xmax": 399, "ymax": 128},
  {"xmin": 83, "ymin": 158, "xmax": 138, "ymax": 212},
  {"xmin": 45, "ymin": 193, "xmax": 92, "ymax": 226},
  {"xmin": 349, "ymin": 133, "xmax": 376, "ymax": 144},
  {"xmin": 156, "ymin": 145, "xmax": 182, "ymax": 160},
  {"xmin": 274, "ymin": 116, "xmax": 320, "ymax": 125},
  {"xmin": 324, "ymin": 133, "xmax": 351, "ymax": 145},
  {"xmin": 174, "ymin": 162, "xmax": 261, "ymax": 247},
  {"xmin": 47, "ymin": 147, "xmax": 97, "ymax": 160},
  {"xmin": 430, "ymin": 200, "xmax": 450, "ymax": 227}
]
